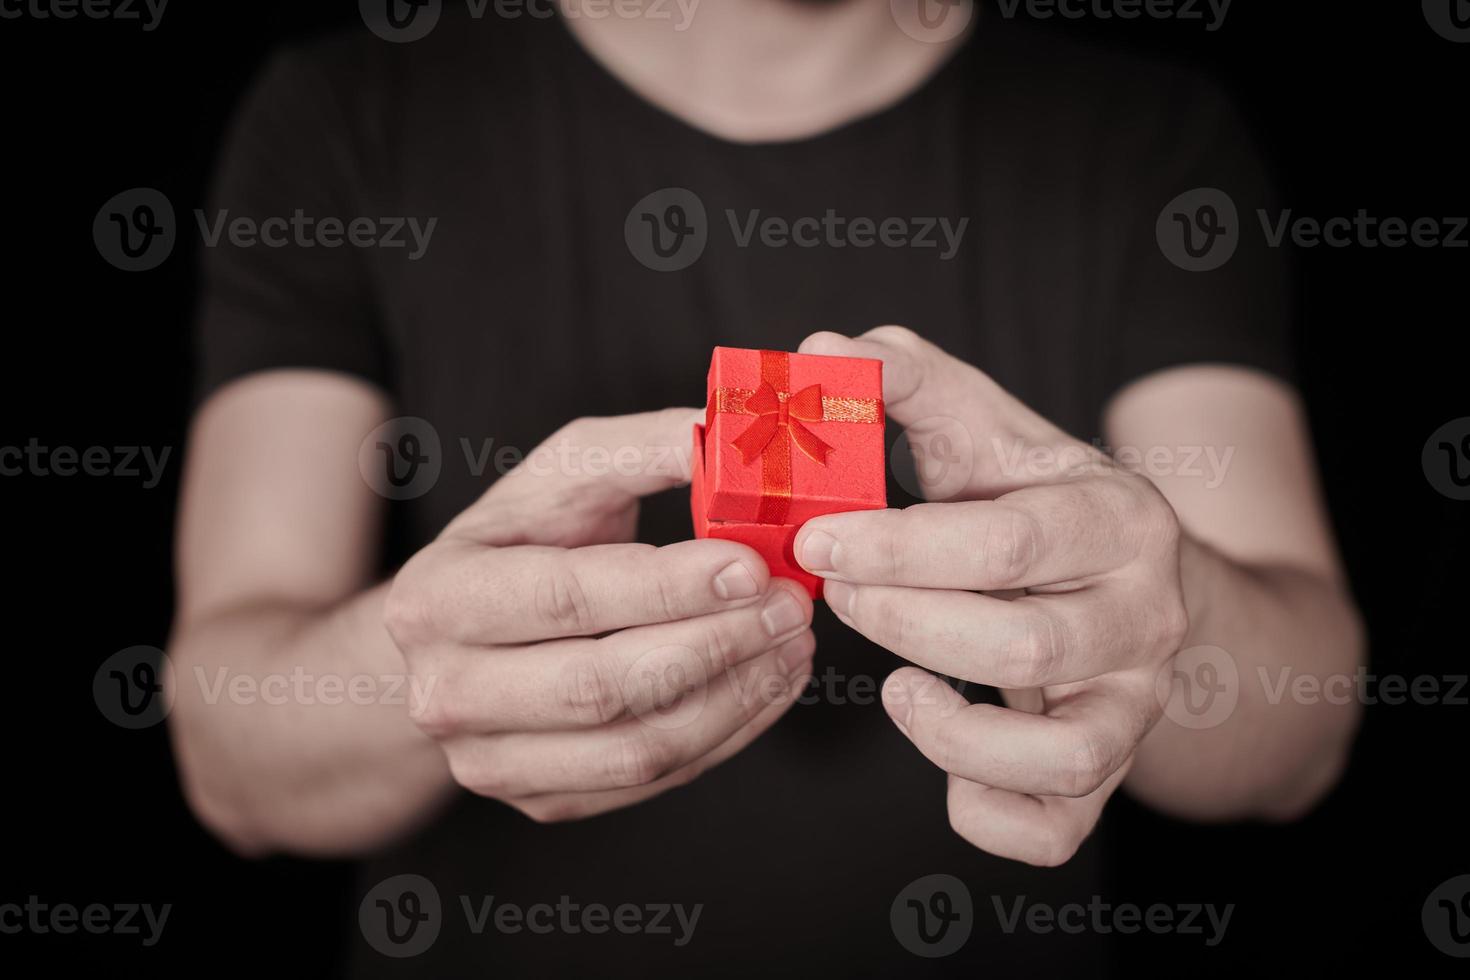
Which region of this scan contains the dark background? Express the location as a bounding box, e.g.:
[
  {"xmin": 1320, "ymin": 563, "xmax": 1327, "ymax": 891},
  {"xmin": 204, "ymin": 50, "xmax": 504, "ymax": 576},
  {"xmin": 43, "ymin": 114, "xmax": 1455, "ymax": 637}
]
[{"xmin": 2, "ymin": 1, "xmax": 1465, "ymax": 974}]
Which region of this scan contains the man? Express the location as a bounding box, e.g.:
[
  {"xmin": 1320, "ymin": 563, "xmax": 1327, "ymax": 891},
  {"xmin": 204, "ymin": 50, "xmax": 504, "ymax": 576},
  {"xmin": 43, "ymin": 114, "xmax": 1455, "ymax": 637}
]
[{"xmin": 167, "ymin": 1, "xmax": 1363, "ymax": 973}]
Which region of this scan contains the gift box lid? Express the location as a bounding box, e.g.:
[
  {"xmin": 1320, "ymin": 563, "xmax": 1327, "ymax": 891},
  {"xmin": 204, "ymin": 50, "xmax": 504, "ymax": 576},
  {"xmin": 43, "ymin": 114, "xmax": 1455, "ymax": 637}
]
[{"xmin": 703, "ymin": 346, "xmax": 886, "ymax": 526}]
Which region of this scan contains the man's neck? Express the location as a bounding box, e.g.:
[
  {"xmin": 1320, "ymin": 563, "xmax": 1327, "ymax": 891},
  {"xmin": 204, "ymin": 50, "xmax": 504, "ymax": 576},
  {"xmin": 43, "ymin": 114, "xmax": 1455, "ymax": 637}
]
[{"xmin": 559, "ymin": 0, "xmax": 976, "ymax": 143}]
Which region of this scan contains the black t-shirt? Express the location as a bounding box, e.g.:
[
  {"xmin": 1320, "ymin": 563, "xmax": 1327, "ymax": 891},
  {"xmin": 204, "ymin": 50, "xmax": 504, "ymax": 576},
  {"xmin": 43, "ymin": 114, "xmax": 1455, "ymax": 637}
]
[{"xmin": 195, "ymin": 10, "xmax": 1291, "ymax": 977}]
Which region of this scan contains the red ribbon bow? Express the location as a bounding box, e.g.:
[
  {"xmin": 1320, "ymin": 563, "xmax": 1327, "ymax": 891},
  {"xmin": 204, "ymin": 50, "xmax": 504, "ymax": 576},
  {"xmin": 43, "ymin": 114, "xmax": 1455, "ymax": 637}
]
[{"xmin": 729, "ymin": 381, "xmax": 833, "ymax": 467}]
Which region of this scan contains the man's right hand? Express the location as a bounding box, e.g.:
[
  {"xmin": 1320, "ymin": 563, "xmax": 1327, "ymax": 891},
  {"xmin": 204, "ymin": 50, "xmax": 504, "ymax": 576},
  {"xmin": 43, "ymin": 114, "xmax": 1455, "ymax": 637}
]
[{"xmin": 384, "ymin": 408, "xmax": 815, "ymax": 823}]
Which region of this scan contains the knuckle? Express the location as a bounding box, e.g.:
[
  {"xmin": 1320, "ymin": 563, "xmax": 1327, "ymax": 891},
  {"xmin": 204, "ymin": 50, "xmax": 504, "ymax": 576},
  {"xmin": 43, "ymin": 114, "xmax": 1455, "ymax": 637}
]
[
  {"xmin": 985, "ymin": 509, "xmax": 1042, "ymax": 585},
  {"xmin": 557, "ymin": 654, "xmax": 626, "ymax": 726},
  {"xmin": 946, "ymin": 797, "xmax": 970, "ymax": 841},
  {"xmin": 695, "ymin": 618, "xmax": 742, "ymax": 675},
  {"xmin": 383, "ymin": 572, "xmax": 435, "ymax": 648},
  {"xmin": 408, "ymin": 663, "xmax": 464, "ymax": 738},
  {"xmin": 998, "ymin": 612, "xmax": 1063, "ymax": 687},
  {"xmin": 534, "ymin": 565, "xmax": 596, "ymax": 635},
  {"xmin": 868, "ymin": 324, "xmax": 921, "ymax": 349},
  {"xmin": 606, "ymin": 731, "xmax": 676, "ymax": 788},
  {"xmin": 1058, "ymin": 730, "xmax": 1112, "ymax": 799},
  {"xmin": 1132, "ymin": 476, "xmax": 1182, "ymax": 550},
  {"xmin": 1030, "ymin": 827, "xmax": 1084, "ymax": 868},
  {"xmin": 1158, "ymin": 595, "xmax": 1190, "ymax": 653}
]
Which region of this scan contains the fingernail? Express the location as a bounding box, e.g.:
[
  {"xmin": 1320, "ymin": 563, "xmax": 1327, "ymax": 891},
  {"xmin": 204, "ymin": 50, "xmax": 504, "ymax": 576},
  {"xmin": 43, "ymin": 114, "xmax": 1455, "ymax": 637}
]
[
  {"xmin": 883, "ymin": 674, "xmax": 914, "ymax": 734},
  {"xmin": 713, "ymin": 561, "xmax": 760, "ymax": 600},
  {"xmin": 822, "ymin": 580, "xmax": 854, "ymax": 620},
  {"xmin": 798, "ymin": 529, "xmax": 838, "ymax": 572},
  {"xmin": 761, "ymin": 589, "xmax": 807, "ymax": 637}
]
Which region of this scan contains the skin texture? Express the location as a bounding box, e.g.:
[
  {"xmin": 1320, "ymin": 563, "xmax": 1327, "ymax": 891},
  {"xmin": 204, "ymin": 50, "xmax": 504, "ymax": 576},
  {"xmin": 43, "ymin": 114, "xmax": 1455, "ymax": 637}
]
[{"xmin": 168, "ymin": 329, "xmax": 1361, "ymax": 862}]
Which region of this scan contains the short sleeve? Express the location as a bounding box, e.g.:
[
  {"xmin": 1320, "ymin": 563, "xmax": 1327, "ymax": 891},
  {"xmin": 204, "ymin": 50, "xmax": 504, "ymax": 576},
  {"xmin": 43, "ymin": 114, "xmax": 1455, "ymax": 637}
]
[
  {"xmin": 192, "ymin": 47, "xmax": 388, "ymax": 405},
  {"xmin": 1105, "ymin": 77, "xmax": 1295, "ymax": 395}
]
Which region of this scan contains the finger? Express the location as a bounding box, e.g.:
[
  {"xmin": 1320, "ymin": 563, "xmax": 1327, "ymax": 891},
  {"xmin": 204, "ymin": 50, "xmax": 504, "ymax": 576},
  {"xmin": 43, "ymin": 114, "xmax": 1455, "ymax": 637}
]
[
  {"xmin": 824, "ymin": 581, "xmax": 1142, "ymax": 687},
  {"xmin": 882, "ymin": 667, "xmax": 1156, "ymax": 798},
  {"xmin": 799, "ymin": 327, "xmax": 1081, "ymax": 497},
  {"xmin": 444, "ymin": 407, "xmax": 701, "ymax": 541},
  {"xmin": 425, "ymin": 538, "xmax": 773, "ymax": 645},
  {"xmin": 418, "ymin": 581, "xmax": 814, "ymax": 733},
  {"xmin": 944, "ymin": 762, "xmax": 1126, "ymax": 867},
  {"xmin": 443, "ymin": 631, "xmax": 815, "ymax": 796},
  {"xmin": 796, "ymin": 480, "xmax": 1151, "ymax": 590},
  {"xmin": 505, "ymin": 642, "xmax": 815, "ymax": 822}
]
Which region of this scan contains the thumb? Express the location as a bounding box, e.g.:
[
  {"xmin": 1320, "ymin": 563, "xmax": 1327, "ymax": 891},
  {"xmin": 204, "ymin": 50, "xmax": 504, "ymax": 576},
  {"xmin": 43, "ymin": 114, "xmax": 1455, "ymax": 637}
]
[
  {"xmin": 445, "ymin": 407, "xmax": 700, "ymax": 543},
  {"xmin": 799, "ymin": 326, "xmax": 1079, "ymax": 498}
]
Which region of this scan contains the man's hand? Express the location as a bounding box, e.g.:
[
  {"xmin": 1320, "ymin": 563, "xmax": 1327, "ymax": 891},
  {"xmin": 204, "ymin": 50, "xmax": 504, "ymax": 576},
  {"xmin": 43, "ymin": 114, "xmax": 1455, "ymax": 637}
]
[
  {"xmin": 793, "ymin": 327, "xmax": 1188, "ymax": 866},
  {"xmin": 385, "ymin": 408, "xmax": 815, "ymax": 823}
]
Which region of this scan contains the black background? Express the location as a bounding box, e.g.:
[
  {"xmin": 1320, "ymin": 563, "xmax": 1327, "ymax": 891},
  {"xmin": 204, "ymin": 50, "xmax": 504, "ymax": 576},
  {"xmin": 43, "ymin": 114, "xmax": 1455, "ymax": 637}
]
[{"xmin": 2, "ymin": 1, "xmax": 1465, "ymax": 975}]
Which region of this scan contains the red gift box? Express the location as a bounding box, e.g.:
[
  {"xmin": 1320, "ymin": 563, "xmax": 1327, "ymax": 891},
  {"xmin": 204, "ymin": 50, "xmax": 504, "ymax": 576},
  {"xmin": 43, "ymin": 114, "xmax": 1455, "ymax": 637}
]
[{"xmin": 690, "ymin": 347, "xmax": 886, "ymax": 599}]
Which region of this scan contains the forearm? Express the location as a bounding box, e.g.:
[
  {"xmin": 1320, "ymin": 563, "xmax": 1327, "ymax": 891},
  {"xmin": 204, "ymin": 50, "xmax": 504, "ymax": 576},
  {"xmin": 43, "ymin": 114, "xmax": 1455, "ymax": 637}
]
[
  {"xmin": 1124, "ymin": 535, "xmax": 1365, "ymax": 821},
  {"xmin": 166, "ymin": 582, "xmax": 455, "ymax": 856}
]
